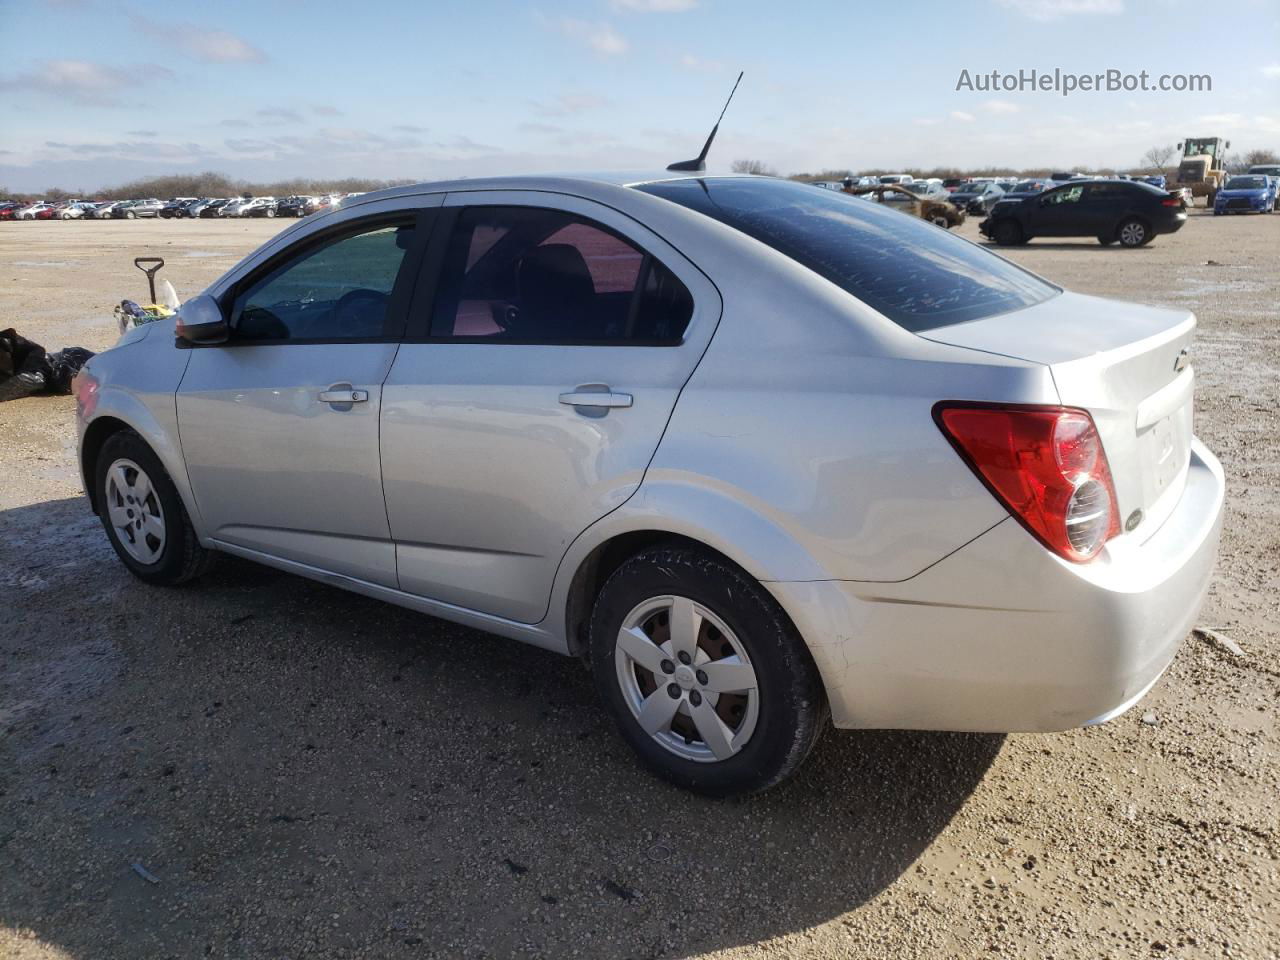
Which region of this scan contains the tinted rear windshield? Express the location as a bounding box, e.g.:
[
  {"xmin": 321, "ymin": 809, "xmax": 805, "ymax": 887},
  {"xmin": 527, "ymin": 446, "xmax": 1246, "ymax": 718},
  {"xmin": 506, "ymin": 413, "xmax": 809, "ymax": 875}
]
[{"xmin": 634, "ymin": 177, "xmax": 1057, "ymax": 332}]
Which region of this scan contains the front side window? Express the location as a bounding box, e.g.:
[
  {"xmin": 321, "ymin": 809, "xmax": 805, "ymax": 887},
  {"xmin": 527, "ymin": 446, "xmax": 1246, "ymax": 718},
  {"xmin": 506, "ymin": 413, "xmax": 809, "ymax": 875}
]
[
  {"xmin": 429, "ymin": 206, "xmax": 693, "ymax": 343},
  {"xmin": 232, "ymin": 219, "xmax": 416, "ymax": 341},
  {"xmin": 1042, "ymin": 185, "xmax": 1085, "ymax": 205},
  {"xmin": 634, "ymin": 177, "xmax": 1056, "ymax": 332}
]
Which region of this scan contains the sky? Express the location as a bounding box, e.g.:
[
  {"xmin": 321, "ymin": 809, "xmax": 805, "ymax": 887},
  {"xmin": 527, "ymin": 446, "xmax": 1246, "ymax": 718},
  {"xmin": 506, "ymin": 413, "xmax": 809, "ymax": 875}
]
[{"xmin": 1, "ymin": 0, "xmax": 1278, "ymax": 192}]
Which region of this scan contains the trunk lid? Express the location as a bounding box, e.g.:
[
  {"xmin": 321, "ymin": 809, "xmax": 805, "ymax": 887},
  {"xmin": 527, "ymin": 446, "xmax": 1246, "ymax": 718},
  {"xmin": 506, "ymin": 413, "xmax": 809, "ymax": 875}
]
[{"xmin": 922, "ymin": 291, "xmax": 1196, "ymax": 539}]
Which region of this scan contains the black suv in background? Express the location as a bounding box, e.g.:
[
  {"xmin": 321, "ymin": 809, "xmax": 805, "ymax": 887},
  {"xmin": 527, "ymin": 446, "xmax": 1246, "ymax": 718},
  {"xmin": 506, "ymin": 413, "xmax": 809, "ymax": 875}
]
[
  {"xmin": 198, "ymin": 199, "xmax": 232, "ymax": 218},
  {"xmin": 980, "ymin": 179, "xmax": 1187, "ymax": 247},
  {"xmin": 275, "ymin": 196, "xmax": 312, "ymax": 217},
  {"xmin": 949, "ymin": 181, "xmax": 1005, "ymax": 215}
]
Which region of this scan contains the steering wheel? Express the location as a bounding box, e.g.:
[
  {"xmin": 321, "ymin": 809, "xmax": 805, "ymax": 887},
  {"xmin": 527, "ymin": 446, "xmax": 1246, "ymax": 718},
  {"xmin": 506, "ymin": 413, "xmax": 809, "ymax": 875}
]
[{"xmin": 332, "ymin": 288, "xmax": 389, "ymax": 336}]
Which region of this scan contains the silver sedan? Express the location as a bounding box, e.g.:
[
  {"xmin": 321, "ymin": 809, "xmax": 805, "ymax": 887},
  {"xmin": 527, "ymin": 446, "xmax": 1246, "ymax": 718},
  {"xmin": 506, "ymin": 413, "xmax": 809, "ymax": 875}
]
[{"xmin": 74, "ymin": 173, "xmax": 1224, "ymax": 795}]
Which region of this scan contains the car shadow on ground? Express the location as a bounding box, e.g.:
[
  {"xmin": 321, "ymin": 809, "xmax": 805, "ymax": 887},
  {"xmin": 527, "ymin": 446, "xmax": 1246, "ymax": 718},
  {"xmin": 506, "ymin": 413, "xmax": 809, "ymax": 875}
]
[{"xmin": 1, "ymin": 496, "xmax": 1004, "ymax": 959}]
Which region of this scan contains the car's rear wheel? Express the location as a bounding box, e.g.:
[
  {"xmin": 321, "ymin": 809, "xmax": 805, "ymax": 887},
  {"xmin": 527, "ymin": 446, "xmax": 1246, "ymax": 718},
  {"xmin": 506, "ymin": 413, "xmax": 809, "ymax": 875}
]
[
  {"xmin": 95, "ymin": 430, "xmax": 212, "ymax": 586},
  {"xmin": 992, "ymin": 219, "xmax": 1023, "ymax": 246},
  {"xmin": 266, "ymin": 208, "xmax": 276, "ymax": 218},
  {"xmin": 1118, "ymin": 217, "xmax": 1149, "ymax": 247},
  {"xmin": 589, "ymin": 544, "xmax": 827, "ymax": 796},
  {"xmin": 126, "ymin": 211, "xmax": 136, "ymax": 219}
]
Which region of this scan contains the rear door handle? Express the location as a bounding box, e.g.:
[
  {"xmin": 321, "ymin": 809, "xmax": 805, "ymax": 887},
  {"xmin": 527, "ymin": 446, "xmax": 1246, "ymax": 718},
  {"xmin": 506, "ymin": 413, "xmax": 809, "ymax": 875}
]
[
  {"xmin": 559, "ymin": 389, "xmax": 633, "ymax": 409},
  {"xmin": 319, "ymin": 387, "xmax": 368, "ymax": 404}
]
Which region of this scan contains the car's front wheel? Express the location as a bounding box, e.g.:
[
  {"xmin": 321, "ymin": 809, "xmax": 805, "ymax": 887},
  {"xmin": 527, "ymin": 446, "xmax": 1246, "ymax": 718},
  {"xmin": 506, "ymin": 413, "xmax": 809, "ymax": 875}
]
[
  {"xmin": 992, "ymin": 219, "xmax": 1023, "ymax": 246},
  {"xmin": 95, "ymin": 430, "xmax": 213, "ymax": 586},
  {"xmin": 590, "ymin": 544, "xmax": 827, "ymax": 796}
]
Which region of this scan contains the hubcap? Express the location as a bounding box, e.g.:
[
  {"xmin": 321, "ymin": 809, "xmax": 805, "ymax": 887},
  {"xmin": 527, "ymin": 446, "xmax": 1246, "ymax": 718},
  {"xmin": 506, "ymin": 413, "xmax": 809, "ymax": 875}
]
[
  {"xmin": 1121, "ymin": 222, "xmax": 1144, "ymax": 245},
  {"xmin": 614, "ymin": 595, "xmax": 760, "ymax": 763},
  {"xmin": 104, "ymin": 458, "xmax": 166, "ymax": 564}
]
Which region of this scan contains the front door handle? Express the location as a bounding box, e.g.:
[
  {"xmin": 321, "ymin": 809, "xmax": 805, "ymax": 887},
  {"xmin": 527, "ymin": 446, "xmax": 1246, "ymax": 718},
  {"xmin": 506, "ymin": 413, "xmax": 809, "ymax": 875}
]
[
  {"xmin": 319, "ymin": 387, "xmax": 368, "ymax": 404},
  {"xmin": 559, "ymin": 388, "xmax": 633, "ymax": 409}
]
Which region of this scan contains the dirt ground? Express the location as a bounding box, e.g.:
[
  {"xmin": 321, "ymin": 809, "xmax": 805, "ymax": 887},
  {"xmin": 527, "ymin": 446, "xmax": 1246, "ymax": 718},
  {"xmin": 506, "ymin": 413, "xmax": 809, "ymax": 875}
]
[{"xmin": 1, "ymin": 211, "xmax": 1277, "ymax": 960}]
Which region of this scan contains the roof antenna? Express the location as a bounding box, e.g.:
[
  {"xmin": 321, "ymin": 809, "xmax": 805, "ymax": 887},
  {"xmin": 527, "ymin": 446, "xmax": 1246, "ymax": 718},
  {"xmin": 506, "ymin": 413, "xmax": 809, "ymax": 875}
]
[{"xmin": 666, "ymin": 71, "xmax": 743, "ymax": 173}]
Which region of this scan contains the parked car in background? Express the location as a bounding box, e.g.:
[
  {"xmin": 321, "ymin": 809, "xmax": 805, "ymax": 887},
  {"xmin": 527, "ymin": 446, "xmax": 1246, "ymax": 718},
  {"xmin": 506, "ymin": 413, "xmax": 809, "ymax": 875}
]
[
  {"xmin": 35, "ymin": 204, "xmax": 59, "ymax": 220},
  {"xmin": 275, "ymin": 195, "xmax": 311, "ymax": 217},
  {"xmin": 159, "ymin": 198, "xmax": 199, "ymax": 218},
  {"xmin": 848, "ymin": 182, "xmax": 965, "ymax": 228},
  {"xmin": 197, "ymin": 199, "xmax": 232, "ymax": 218},
  {"xmin": 74, "ymin": 172, "xmax": 1224, "ymax": 796},
  {"xmin": 949, "ymin": 180, "xmax": 1005, "ymax": 215},
  {"xmin": 1049, "ymin": 171, "xmax": 1080, "ymax": 182},
  {"xmin": 981, "ymin": 179, "xmax": 1187, "ymax": 246},
  {"xmin": 0, "ymin": 201, "xmax": 20, "ymax": 220},
  {"xmin": 1003, "ymin": 180, "xmax": 1050, "ymax": 200},
  {"xmin": 246, "ymin": 198, "xmax": 280, "ymax": 218},
  {"xmin": 92, "ymin": 201, "xmax": 122, "ymax": 219},
  {"xmin": 1139, "ymin": 175, "xmax": 1167, "ymax": 189},
  {"xmin": 878, "ymin": 174, "xmax": 913, "ymax": 185},
  {"xmin": 1212, "ymin": 175, "xmax": 1277, "ymax": 215},
  {"xmin": 14, "ymin": 201, "xmax": 53, "ymax": 220},
  {"xmin": 221, "ymin": 197, "xmax": 275, "ymax": 218},
  {"xmin": 941, "ymin": 177, "xmax": 968, "ymax": 192},
  {"xmin": 186, "ymin": 198, "xmax": 220, "ymax": 218},
  {"xmin": 1247, "ymin": 164, "xmax": 1280, "ymax": 180},
  {"xmin": 114, "ymin": 199, "xmax": 164, "ymax": 218},
  {"xmin": 56, "ymin": 201, "xmax": 96, "ymax": 219}
]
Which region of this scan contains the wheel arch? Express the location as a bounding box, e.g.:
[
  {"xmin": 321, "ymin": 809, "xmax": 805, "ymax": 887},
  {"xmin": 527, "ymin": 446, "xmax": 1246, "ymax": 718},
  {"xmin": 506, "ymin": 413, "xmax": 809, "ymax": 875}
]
[{"xmin": 556, "ymin": 484, "xmax": 827, "ymax": 658}]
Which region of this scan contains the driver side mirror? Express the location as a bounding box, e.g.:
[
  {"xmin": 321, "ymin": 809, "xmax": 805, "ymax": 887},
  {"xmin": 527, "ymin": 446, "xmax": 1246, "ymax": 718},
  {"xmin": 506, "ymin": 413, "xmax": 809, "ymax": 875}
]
[{"xmin": 175, "ymin": 294, "xmax": 229, "ymax": 344}]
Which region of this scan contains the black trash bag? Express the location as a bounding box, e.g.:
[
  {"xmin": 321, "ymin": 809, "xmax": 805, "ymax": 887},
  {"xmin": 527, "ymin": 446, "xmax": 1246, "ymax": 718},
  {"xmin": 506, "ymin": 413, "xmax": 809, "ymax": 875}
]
[
  {"xmin": 0, "ymin": 328, "xmax": 94, "ymax": 402},
  {"xmin": 46, "ymin": 347, "xmax": 95, "ymax": 394}
]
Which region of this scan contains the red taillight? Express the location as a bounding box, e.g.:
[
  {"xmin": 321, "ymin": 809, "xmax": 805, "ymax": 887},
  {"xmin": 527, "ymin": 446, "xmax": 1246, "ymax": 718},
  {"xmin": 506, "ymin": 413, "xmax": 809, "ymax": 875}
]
[
  {"xmin": 1161, "ymin": 195, "xmax": 1182, "ymax": 207},
  {"xmin": 934, "ymin": 403, "xmax": 1121, "ymax": 562}
]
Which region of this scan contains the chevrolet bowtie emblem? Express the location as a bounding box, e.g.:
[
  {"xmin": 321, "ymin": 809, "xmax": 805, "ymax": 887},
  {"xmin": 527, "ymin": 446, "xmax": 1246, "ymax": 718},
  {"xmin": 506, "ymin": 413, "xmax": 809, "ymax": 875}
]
[{"xmin": 1174, "ymin": 348, "xmax": 1191, "ymax": 372}]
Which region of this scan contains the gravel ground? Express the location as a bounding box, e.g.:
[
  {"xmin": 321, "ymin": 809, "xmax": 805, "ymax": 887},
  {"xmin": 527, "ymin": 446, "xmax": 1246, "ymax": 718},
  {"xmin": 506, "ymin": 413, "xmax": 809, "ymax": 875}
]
[{"xmin": 1, "ymin": 212, "xmax": 1277, "ymax": 960}]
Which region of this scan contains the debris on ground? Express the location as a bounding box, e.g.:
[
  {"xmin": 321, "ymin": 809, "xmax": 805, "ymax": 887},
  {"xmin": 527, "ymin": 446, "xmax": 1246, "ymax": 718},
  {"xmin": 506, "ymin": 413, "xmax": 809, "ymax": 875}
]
[
  {"xmin": 129, "ymin": 862, "xmax": 161, "ymax": 885},
  {"xmin": 1195, "ymin": 626, "xmax": 1245, "ymax": 657},
  {"xmin": 0, "ymin": 329, "xmax": 93, "ymax": 402}
]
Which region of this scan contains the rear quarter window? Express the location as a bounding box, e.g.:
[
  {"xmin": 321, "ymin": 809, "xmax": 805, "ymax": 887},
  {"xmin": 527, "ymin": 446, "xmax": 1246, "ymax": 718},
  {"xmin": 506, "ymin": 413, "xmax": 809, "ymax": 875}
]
[{"xmin": 634, "ymin": 178, "xmax": 1057, "ymax": 332}]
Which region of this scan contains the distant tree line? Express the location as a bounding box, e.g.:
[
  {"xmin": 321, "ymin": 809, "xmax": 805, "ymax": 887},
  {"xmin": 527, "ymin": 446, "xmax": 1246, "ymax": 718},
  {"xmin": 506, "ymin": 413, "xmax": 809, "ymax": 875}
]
[
  {"xmin": 0, "ymin": 171, "xmax": 417, "ymax": 203},
  {"xmin": 6, "ymin": 149, "xmax": 1280, "ymax": 203}
]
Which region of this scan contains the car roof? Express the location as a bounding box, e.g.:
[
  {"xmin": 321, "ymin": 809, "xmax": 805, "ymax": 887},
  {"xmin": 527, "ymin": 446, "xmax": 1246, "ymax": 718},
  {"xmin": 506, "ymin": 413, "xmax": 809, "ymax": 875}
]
[{"xmin": 336, "ymin": 171, "xmax": 754, "ymax": 206}]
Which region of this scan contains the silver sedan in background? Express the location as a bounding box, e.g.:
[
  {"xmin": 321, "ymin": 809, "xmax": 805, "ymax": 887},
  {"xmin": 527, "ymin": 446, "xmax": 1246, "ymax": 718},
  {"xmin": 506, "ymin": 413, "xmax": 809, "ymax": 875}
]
[{"xmin": 74, "ymin": 174, "xmax": 1224, "ymax": 795}]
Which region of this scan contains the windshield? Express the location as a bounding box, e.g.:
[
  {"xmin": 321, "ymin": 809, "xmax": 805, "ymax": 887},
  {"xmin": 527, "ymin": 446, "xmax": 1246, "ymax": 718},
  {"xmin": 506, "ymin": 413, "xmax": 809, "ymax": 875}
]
[
  {"xmin": 1226, "ymin": 176, "xmax": 1266, "ymax": 190},
  {"xmin": 1183, "ymin": 139, "xmax": 1219, "ymax": 158},
  {"xmin": 633, "ymin": 178, "xmax": 1057, "ymax": 332}
]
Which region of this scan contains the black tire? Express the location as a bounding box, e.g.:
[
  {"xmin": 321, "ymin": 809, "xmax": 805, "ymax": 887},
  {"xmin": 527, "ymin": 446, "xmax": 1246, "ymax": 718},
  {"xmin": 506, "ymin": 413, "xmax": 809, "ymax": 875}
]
[
  {"xmin": 1097, "ymin": 235, "xmax": 1116, "ymax": 245},
  {"xmin": 95, "ymin": 430, "xmax": 213, "ymax": 586},
  {"xmin": 992, "ymin": 219, "xmax": 1023, "ymax": 246},
  {"xmin": 1117, "ymin": 217, "xmax": 1149, "ymax": 247},
  {"xmin": 589, "ymin": 544, "xmax": 828, "ymax": 797}
]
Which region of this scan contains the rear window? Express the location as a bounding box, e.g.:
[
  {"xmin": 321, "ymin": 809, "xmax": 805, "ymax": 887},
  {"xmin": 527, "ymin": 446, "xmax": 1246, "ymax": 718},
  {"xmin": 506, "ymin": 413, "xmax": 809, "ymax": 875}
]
[{"xmin": 634, "ymin": 177, "xmax": 1057, "ymax": 332}]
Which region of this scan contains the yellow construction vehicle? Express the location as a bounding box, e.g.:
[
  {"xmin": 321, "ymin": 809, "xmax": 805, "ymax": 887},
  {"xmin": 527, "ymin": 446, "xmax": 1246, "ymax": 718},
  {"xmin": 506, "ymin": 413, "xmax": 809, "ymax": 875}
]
[{"xmin": 1169, "ymin": 137, "xmax": 1230, "ymax": 206}]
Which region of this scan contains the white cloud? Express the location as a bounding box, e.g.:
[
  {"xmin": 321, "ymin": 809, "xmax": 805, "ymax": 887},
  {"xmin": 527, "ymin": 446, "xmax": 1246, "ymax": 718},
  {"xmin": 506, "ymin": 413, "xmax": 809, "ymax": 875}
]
[
  {"xmin": 612, "ymin": 0, "xmax": 697, "ymax": 9},
  {"xmin": 950, "ymin": 111, "xmax": 976, "ymax": 122},
  {"xmin": 556, "ymin": 18, "xmax": 628, "ymax": 56},
  {"xmin": 131, "ymin": 15, "xmax": 267, "ymax": 63},
  {"xmin": 1262, "ymin": 64, "xmax": 1280, "ymax": 78},
  {"xmin": 982, "ymin": 99, "xmax": 1020, "ymax": 114},
  {"xmin": 994, "ymin": 0, "xmax": 1123, "ymax": 20},
  {"xmin": 529, "ymin": 93, "xmax": 610, "ymax": 118},
  {"xmin": 679, "ymin": 53, "xmax": 725, "ymax": 74},
  {"xmin": 0, "ymin": 59, "xmax": 172, "ymax": 106}
]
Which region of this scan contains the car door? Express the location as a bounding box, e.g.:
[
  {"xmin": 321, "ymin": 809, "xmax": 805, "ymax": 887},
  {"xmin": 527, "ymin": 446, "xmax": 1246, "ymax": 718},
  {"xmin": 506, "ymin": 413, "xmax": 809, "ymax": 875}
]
[
  {"xmin": 176, "ymin": 201, "xmax": 438, "ymax": 586},
  {"xmin": 380, "ymin": 192, "xmax": 721, "ymax": 623},
  {"xmin": 1030, "ymin": 183, "xmax": 1088, "ymax": 236}
]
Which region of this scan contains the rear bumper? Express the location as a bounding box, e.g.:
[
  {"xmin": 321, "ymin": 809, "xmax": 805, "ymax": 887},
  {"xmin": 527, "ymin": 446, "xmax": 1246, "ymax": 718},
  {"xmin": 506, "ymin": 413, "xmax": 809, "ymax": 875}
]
[{"xmin": 771, "ymin": 437, "xmax": 1224, "ymax": 732}]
